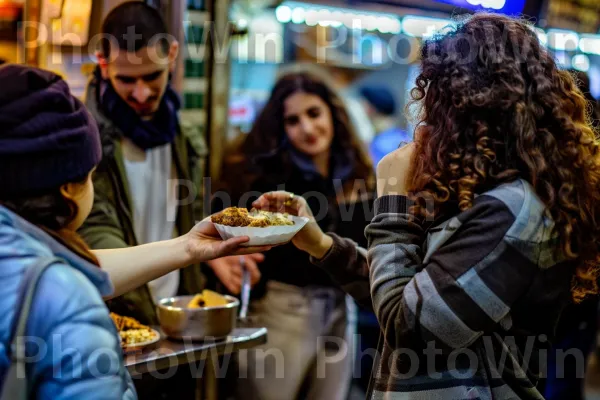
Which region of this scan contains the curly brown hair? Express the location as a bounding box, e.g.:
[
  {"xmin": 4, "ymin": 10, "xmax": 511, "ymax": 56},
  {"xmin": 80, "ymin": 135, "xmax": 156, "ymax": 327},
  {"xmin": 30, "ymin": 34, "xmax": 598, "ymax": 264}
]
[{"xmin": 408, "ymin": 13, "xmax": 600, "ymax": 303}]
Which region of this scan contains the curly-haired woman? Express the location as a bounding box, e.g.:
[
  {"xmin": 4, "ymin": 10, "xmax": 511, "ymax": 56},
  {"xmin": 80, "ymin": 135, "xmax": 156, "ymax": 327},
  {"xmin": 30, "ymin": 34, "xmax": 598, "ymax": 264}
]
[{"xmin": 254, "ymin": 13, "xmax": 600, "ymax": 400}]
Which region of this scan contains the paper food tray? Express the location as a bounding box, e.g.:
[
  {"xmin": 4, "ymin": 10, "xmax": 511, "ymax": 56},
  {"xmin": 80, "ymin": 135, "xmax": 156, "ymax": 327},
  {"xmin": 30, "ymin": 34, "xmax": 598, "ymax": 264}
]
[{"xmin": 213, "ymin": 216, "xmax": 310, "ymax": 246}]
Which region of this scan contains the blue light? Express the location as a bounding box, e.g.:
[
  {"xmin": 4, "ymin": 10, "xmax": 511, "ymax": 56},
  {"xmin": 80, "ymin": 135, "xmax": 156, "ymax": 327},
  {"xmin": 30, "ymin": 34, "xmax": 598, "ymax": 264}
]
[{"xmin": 432, "ymin": 0, "xmax": 525, "ymax": 14}]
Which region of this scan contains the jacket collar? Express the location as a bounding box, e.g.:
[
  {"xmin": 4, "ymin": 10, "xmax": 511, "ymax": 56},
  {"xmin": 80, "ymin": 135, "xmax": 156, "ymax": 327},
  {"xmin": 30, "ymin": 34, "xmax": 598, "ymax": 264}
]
[
  {"xmin": 287, "ymin": 145, "xmax": 354, "ymax": 183},
  {"xmin": 0, "ymin": 205, "xmax": 114, "ymax": 297},
  {"xmin": 84, "ymin": 73, "xmax": 128, "ymax": 156}
]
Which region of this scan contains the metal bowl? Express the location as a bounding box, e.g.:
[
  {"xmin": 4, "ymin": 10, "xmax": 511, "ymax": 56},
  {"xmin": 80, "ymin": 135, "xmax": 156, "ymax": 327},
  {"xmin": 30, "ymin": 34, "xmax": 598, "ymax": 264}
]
[{"xmin": 156, "ymin": 295, "xmax": 239, "ymax": 340}]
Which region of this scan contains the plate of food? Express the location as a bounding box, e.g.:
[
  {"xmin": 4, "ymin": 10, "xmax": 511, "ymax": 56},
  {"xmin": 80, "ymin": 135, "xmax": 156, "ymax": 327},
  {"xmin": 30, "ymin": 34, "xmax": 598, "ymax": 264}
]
[
  {"xmin": 211, "ymin": 207, "xmax": 309, "ymax": 246},
  {"xmin": 110, "ymin": 313, "xmax": 161, "ymax": 353}
]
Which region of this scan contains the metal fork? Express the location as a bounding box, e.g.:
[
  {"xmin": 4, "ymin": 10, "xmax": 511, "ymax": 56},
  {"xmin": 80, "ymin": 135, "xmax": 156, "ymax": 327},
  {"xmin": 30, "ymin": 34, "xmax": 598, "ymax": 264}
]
[{"xmin": 239, "ymin": 256, "xmax": 250, "ymax": 319}]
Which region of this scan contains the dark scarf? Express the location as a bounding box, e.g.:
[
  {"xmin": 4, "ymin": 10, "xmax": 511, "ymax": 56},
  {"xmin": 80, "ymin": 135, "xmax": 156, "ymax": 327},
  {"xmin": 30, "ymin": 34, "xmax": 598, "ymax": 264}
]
[
  {"xmin": 254, "ymin": 138, "xmax": 354, "ymax": 183},
  {"xmin": 287, "ymin": 144, "xmax": 354, "ymax": 183},
  {"xmin": 98, "ymin": 71, "xmax": 181, "ymax": 150}
]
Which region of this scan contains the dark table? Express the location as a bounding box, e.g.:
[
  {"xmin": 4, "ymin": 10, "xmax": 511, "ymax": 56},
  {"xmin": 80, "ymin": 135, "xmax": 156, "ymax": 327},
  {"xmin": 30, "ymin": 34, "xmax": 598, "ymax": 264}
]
[{"xmin": 125, "ymin": 327, "xmax": 267, "ymax": 400}]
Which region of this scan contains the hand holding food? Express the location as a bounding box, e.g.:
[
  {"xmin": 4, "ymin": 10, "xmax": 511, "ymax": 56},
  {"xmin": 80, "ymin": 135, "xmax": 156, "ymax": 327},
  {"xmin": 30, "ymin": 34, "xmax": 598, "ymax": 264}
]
[
  {"xmin": 252, "ymin": 192, "xmax": 333, "ymax": 260},
  {"xmin": 184, "ymin": 218, "xmax": 273, "ymax": 261}
]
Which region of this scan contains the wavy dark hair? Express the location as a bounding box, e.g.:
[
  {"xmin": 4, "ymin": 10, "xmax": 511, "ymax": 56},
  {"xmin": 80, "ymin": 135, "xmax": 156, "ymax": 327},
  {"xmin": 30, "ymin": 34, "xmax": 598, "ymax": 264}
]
[
  {"xmin": 408, "ymin": 13, "xmax": 600, "ymax": 302},
  {"xmin": 1, "ymin": 176, "xmax": 100, "ymax": 266},
  {"xmin": 221, "ymin": 68, "xmax": 375, "ymax": 198}
]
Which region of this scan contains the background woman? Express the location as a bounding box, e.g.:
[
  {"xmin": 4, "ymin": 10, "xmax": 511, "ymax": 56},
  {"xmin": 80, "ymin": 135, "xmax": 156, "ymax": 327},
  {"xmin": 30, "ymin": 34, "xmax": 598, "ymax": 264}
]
[
  {"xmin": 255, "ymin": 14, "xmax": 600, "ymax": 400},
  {"xmin": 211, "ymin": 67, "xmax": 375, "ymax": 400}
]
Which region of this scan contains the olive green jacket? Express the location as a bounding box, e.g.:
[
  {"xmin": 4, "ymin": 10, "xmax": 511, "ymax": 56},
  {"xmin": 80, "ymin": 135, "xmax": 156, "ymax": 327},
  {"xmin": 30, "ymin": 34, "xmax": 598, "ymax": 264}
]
[{"xmin": 80, "ymin": 76, "xmax": 208, "ymax": 325}]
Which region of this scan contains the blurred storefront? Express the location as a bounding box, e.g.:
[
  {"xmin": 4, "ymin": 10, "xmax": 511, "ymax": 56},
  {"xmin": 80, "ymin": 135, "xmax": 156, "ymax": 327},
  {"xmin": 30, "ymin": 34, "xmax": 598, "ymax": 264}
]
[
  {"xmin": 18, "ymin": 0, "xmax": 238, "ymax": 179},
  {"xmin": 0, "ymin": 0, "xmax": 21, "ymax": 63},
  {"xmin": 226, "ymin": 0, "xmax": 600, "ymax": 145},
  {"xmin": 13, "ymin": 0, "xmax": 600, "ymax": 172}
]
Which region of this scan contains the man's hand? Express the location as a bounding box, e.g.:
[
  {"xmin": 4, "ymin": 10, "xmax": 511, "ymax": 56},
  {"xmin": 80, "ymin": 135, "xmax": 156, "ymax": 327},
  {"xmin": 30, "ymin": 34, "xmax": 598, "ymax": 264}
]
[{"xmin": 206, "ymin": 254, "xmax": 264, "ymax": 295}]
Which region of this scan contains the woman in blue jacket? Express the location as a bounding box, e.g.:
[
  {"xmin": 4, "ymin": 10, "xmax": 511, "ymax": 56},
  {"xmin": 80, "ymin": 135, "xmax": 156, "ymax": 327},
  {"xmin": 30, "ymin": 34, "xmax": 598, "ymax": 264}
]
[{"xmin": 0, "ymin": 65, "xmax": 267, "ymax": 399}]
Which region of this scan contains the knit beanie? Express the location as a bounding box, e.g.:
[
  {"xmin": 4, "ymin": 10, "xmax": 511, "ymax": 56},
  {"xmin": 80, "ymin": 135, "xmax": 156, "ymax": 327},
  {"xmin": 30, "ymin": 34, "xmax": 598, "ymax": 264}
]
[{"xmin": 0, "ymin": 64, "xmax": 102, "ymax": 196}]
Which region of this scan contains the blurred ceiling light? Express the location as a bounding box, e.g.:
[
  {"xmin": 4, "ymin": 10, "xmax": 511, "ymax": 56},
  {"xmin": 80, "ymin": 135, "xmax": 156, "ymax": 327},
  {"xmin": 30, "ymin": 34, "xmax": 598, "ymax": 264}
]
[
  {"xmin": 275, "ymin": 5, "xmax": 292, "ymax": 23},
  {"xmin": 378, "ymin": 16, "xmax": 401, "ymax": 34},
  {"xmin": 305, "ymin": 9, "xmax": 318, "ymax": 26},
  {"xmin": 278, "ymin": 1, "xmax": 400, "ymax": 32},
  {"xmin": 315, "ymin": 8, "xmax": 342, "ymax": 28},
  {"xmin": 345, "ymin": 13, "xmax": 364, "ymax": 30},
  {"xmin": 535, "ymin": 28, "xmax": 547, "ymax": 47},
  {"xmin": 579, "ymin": 35, "xmax": 600, "ymax": 56},
  {"xmin": 317, "ymin": 20, "xmax": 342, "ymax": 28},
  {"xmin": 377, "ymin": 17, "xmax": 390, "ymax": 34},
  {"xmin": 547, "ymin": 30, "xmax": 579, "ymax": 51},
  {"xmin": 365, "ymin": 16, "xmax": 378, "ymax": 31},
  {"xmin": 331, "ymin": 11, "xmax": 344, "ymax": 25},
  {"xmin": 402, "ymin": 16, "xmax": 453, "ymax": 38},
  {"xmin": 317, "ymin": 9, "xmax": 331, "ymax": 21},
  {"xmin": 357, "ymin": 15, "xmax": 368, "ymax": 30},
  {"xmin": 572, "ymin": 54, "xmax": 590, "ymax": 72},
  {"xmin": 291, "ymin": 7, "xmax": 305, "ymax": 24},
  {"xmin": 389, "ymin": 19, "xmax": 402, "ymax": 34},
  {"xmin": 340, "ymin": 13, "xmax": 354, "ymax": 29},
  {"xmin": 466, "ymin": 0, "xmax": 506, "ymax": 10},
  {"xmin": 237, "ymin": 18, "xmax": 248, "ymax": 29}
]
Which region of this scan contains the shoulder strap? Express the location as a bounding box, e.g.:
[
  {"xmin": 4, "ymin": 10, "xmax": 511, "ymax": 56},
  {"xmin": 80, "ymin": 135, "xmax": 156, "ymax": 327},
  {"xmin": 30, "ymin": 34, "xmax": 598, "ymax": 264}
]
[{"xmin": 1, "ymin": 257, "xmax": 63, "ymax": 400}]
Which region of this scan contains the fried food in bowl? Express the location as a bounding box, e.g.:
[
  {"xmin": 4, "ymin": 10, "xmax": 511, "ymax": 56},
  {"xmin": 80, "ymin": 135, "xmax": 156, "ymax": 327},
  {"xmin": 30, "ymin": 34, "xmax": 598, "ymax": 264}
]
[{"xmin": 187, "ymin": 290, "xmax": 230, "ymax": 308}]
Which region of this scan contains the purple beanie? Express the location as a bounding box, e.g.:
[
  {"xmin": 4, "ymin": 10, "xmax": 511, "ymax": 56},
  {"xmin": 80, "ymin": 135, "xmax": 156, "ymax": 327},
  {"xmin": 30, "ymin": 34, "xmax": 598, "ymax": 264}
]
[{"xmin": 0, "ymin": 64, "xmax": 102, "ymax": 196}]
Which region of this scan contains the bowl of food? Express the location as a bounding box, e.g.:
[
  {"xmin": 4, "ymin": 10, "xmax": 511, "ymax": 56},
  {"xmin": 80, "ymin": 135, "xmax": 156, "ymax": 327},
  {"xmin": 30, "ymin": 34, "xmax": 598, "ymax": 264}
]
[
  {"xmin": 211, "ymin": 207, "xmax": 309, "ymax": 246},
  {"xmin": 156, "ymin": 290, "xmax": 239, "ymax": 340}
]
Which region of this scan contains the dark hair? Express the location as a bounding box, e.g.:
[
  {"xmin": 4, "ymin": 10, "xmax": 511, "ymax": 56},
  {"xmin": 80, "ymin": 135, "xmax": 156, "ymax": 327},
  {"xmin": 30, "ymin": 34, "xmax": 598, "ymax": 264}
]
[
  {"xmin": 221, "ymin": 69, "xmax": 375, "ymax": 198},
  {"xmin": 101, "ymin": 2, "xmax": 169, "ymax": 58},
  {"xmin": 408, "ymin": 13, "xmax": 600, "ymax": 302},
  {"xmin": 0, "ymin": 176, "xmax": 99, "ymax": 266}
]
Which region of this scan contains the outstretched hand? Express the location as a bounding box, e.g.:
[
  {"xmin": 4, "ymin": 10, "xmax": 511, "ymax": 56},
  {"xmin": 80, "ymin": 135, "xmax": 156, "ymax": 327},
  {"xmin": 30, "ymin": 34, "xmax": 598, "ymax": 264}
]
[{"xmin": 184, "ymin": 218, "xmax": 272, "ymax": 263}]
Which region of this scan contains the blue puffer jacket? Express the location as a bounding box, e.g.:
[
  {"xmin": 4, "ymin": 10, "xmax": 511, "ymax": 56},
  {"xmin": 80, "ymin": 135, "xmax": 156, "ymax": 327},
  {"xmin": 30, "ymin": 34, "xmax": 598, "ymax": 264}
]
[{"xmin": 0, "ymin": 206, "xmax": 137, "ymax": 399}]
